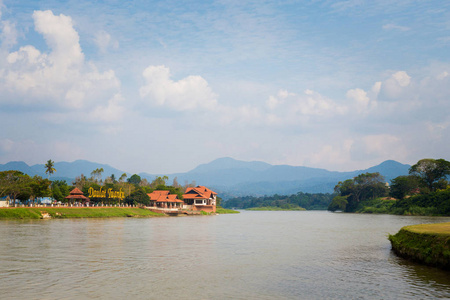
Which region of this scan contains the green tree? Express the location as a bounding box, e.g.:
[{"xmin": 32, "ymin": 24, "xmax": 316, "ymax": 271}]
[
  {"xmin": 29, "ymin": 176, "xmax": 51, "ymax": 205},
  {"xmin": 331, "ymin": 172, "xmax": 388, "ymax": 212},
  {"xmin": 73, "ymin": 174, "xmax": 87, "ymax": 189},
  {"xmin": 127, "ymin": 174, "xmax": 142, "ymax": 185},
  {"xmin": 119, "ymin": 173, "xmax": 127, "ymax": 183},
  {"xmin": 328, "ymin": 195, "xmax": 349, "ymax": 212},
  {"xmin": 389, "ymin": 175, "xmax": 420, "ymax": 199},
  {"xmin": 124, "ymin": 188, "xmax": 150, "ymax": 206},
  {"xmin": 90, "ymin": 168, "xmax": 104, "ymax": 184},
  {"xmin": 45, "ymin": 159, "xmax": 56, "ymax": 179},
  {"xmin": 409, "ymin": 158, "xmax": 450, "ymax": 192},
  {"xmin": 0, "ymin": 171, "xmax": 31, "ymax": 206},
  {"xmin": 52, "ymin": 180, "xmax": 70, "ymax": 202},
  {"xmin": 172, "ymin": 177, "xmax": 180, "ymax": 188},
  {"xmin": 110, "ymin": 174, "xmax": 117, "ymax": 184},
  {"xmin": 151, "ymin": 176, "xmax": 169, "ymax": 188}
]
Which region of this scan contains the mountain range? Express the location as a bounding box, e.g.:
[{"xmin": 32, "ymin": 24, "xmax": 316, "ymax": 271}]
[{"xmin": 0, "ymin": 158, "xmax": 411, "ymax": 199}]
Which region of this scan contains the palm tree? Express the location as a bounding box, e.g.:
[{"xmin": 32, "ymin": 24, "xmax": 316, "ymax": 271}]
[{"xmin": 45, "ymin": 159, "xmax": 56, "ymax": 179}]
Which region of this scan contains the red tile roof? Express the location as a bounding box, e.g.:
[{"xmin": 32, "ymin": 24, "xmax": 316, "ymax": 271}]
[
  {"xmin": 69, "ymin": 188, "xmax": 84, "ymax": 195},
  {"xmin": 183, "ymin": 186, "xmax": 217, "ymax": 200},
  {"xmin": 148, "ymin": 190, "xmax": 170, "ymax": 201},
  {"xmin": 147, "ymin": 190, "xmax": 184, "ymax": 203},
  {"xmin": 65, "ymin": 188, "xmax": 89, "ymax": 201}
]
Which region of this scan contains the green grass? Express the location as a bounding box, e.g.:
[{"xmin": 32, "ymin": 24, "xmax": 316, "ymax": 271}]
[
  {"xmin": 246, "ymin": 206, "xmax": 306, "ymax": 211},
  {"xmin": 389, "ymin": 222, "xmax": 450, "ymax": 270},
  {"xmin": 356, "ymin": 198, "xmax": 396, "ymax": 214},
  {"xmin": 215, "ymin": 207, "xmax": 240, "ymax": 214},
  {"xmin": 0, "ymin": 207, "xmax": 164, "ymax": 219},
  {"xmin": 0, "ymin": 208, "xmax": 43, "ymax": 219},
  {"xmin": 401, "ymin": 222, "xmax": 450, "ymax": 236}
]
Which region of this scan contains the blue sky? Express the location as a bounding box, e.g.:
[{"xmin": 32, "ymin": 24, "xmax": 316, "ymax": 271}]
[{"xmin": 0, "ymin": 0, "xmax": 449, "ymax": 174}]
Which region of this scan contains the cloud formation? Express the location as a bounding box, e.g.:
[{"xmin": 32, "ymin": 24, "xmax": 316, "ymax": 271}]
[
  {"xmin": 140, "ymin": 65, "xmax": 218, "ymax": 111},
  {"xmin": 0, "ymin": 1, "xmax": 449, "ymax": 174},
  {"xmin": 0, "ymin": 10, "xmax": 121, "ymax": 118}
]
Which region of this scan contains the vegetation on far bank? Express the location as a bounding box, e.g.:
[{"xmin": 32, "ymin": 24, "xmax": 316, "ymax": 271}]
[
  {"xmin": 223, "ymin": 192, "xmax": 333, "ymax": 211},
  {"xmin": 222, "ymin": 158, "xmax": 450, "ymax": 216},
  {"xmin": 215, "ymin": 207, "xmax": 239, "ymax": 214},
  {"xmin": 0, "ymin": 165, "xmax": 200, "ymax": 208},
  {"xmin": 389, "ymin": 222, "xmax": 450, "ymax": 270},
  {"xmin": 328, "ymin": 158, "xmax": 450, "ymax": 216},
  {"xmin": 246, "ymin": 206, "xmax": 306, "ymax": 211},
  {"xmin": 0, "ymin": 207, "xmax": 164, "ymax": 219}
]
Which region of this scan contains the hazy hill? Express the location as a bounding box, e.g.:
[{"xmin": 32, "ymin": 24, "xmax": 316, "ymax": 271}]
[
  {"xmin": 0, "ymin": 158, "xmax": 411, "ymax": 198},
  {"xmin": 140, "ymin": 158, "xmax": 411, "ymax": 198},
  {"xmin": 0, "ymin": 160, "xmax": 126, "ymax": 182}
]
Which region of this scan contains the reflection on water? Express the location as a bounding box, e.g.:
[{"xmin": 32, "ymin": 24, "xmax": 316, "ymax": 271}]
[{"xmin": 0, "ymin": 211, "xmax": 449, "ymax": 299}]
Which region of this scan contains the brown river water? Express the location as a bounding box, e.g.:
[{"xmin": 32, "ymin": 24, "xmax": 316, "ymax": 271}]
[{"xmin": 1, "ymin": 211, "xmax": 450, "ymax": 299}]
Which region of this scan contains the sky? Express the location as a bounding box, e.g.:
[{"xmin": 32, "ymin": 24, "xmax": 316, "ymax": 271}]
[{"xmin": 0, "ymin": 0, "xmax": 449, "ymax": 174}]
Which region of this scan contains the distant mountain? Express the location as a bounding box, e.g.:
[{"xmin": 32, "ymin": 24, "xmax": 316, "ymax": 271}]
[
  {"xmin": 140, "ymin": 158, "xmax": 411, "ymax": 198},
  {"xmin": 0, "ymin": 158, "xmax": 411, "ymax": 199},
  {"xmin": 0, "ymin": 160, "xmax": 127, "ymax": 182},
  {"xmin": 190, "ymin": 157, "xmax": 272, "ymax": 173},
  {"xmin": 362, "ymin": 160, "xmax": 411, "ymax": 180},
  {"xmin": 0, "ymin": 161, "xmax": 41, "ymax": 176}
]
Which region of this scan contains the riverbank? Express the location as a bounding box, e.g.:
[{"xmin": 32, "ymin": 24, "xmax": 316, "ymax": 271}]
[
  {"xmin": 215, "ymin": 207, "xmax": 240, "ymax": 214},
  {"xmin": 0, "ymin": 207, "xmax": 165, "ymax": 219},
  {"xmin": 246, "ymin": 206, "xmax": 306, "ymax": 211},
  {"xmin": 389, "ymin": 222, "xmax": 450, "ymax": 270}
]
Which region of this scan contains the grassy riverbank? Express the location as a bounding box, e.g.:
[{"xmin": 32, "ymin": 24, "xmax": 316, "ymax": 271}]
[
  {"xmin": 246, "ymin": 206, "xmax": 306, "ymax": 211},
  {"xmin": 215, "ymin": 207, "xmax": 240, "ymax": 214},
  {"xmin": 389, "ymin": 222, "xmax": 450, "ymax": 270},
  {"xmin": 0, "ymin": 207, "xmax": 165, "ymax": 219}
]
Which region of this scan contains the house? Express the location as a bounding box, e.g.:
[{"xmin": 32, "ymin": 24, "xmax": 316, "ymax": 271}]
[
  {"xmin": 147, "ymin": 190, "xmax": 184, "ymax": 210},
  {"xmin": 183, "ymin": 186, "xmax": 217, "ymax": 213},
  {"xmin": 0, "ymin": 196, "xmax": 9, "ymax": 207}
]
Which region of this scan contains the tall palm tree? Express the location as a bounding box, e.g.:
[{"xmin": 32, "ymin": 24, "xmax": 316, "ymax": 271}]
[{"xmin": 45, "ymin": 159, "xmax": 56, "ymax": 179}]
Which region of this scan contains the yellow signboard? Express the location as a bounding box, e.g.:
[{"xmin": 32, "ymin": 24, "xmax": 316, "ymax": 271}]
[{"xmin": 88, "ymin": 187, "xmax": 125, "ymax": 200}]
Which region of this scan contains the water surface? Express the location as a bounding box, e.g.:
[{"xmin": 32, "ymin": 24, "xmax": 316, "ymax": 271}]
[{"xmin": 1, "ymin": 211, "xmax": 450, "ymax": 299}]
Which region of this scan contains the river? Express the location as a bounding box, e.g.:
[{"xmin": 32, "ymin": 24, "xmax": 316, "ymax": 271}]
[{"xmin": 1, "ymin": 211, "xmax": 450, "ymax": 299}]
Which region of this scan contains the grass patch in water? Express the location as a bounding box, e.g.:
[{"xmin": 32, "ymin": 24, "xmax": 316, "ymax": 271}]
[
  {"xmin": 215, "ymin": 208, "xmax": 240, "ymax": 214},
  {"xmin": 246, "ymin": 206, "xmax": 306, "ymax": 211},
  {"xmin": 389, "ymin": 222, "xmax": 450, "ymax": 270}
]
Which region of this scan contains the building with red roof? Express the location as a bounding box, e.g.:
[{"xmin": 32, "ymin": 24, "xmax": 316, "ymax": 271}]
[
  {"xmin": 147, "ymin": 190, "xmax": 184, "ymax": 209},
  {"xmin": 147, "ymin": 186, "xmax": 218, "ymax": 213},
  {"xmin": 183, "ymin": 186, "xmax": 217, "ymax": 213},
  {"xmin": 65, "ymin": 188, "xmax": 90, "ymax": 206}
]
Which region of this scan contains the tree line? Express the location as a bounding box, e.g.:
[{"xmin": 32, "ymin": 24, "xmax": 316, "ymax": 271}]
[
  {"xmin": 222, "ymin": 158, "xmax": 450, "ymax": 215},
  {"xmin": 223, "ymin": 192, "xmax": 333, "ymax": 210},
  {"xmin": 0, "ymin": 159, "xmax": 196, "ymax": 207},
  {"xmin": 328, "ymin": 158, "xmax": 450, "ymax": 215}
]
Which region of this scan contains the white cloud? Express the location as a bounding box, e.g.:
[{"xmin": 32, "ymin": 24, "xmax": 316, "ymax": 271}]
[
  {"xmin": 436, "ymin": 71, "xmax": 448, "ymax": 80},
  {"xmin": 94, "ymin": 30, "xmax": 119, "ymax": 53},
  {"xmin": 346, "ymin": 88, "xmax": 372, "ymax": 113},
  {"xmin": 0, "ymin": 0, "xmax": 4, "ymax": 20},
  {"xmin": 0, "ymin": 138, "xmax": 85, "ymax": 165},
  {"xmin": 140, "ymin": 65, "xmax": 218, "ymax": 111},
  {"xmin": 308, "ymin": 139, "xmax": 354, "ymax": 169},
  {"xmin": 378, "ymin": 70, "xmax": 411, "ymax": 100},
  {"xmin": 354, "ymin": 134, "xmax": 407, "ymax": 162},
  {"xmin": 0, "ymin": 10, "xmax": 122, "ymax": 119},
  {"xmin": 88, "ymin": 93, "xmax": 125, "ymax": 122},
  {"xmin": 1, "ymin": 20, "xmax": 17, "ymax": 49},
  {"xmin": 371, "ymin": 81, "xmax": 381, "ymax": 95},
  {"xmin": 33, "ymin": 10, "xmax": 83, "ymax": 67},
  {"xmin": 0, "ymin": 138, "xmax": 14, "ymax": 153},
  {"xmin": 392, "ymin": 71, "xmax": 411, "ymax": 87},
  {"xmin": 382, "ymin": 23, "xmax": 410, "ymax": 32},
  {"xmin": 270, "ymin": 89, "xmax": 345, "ymax": 116}
]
